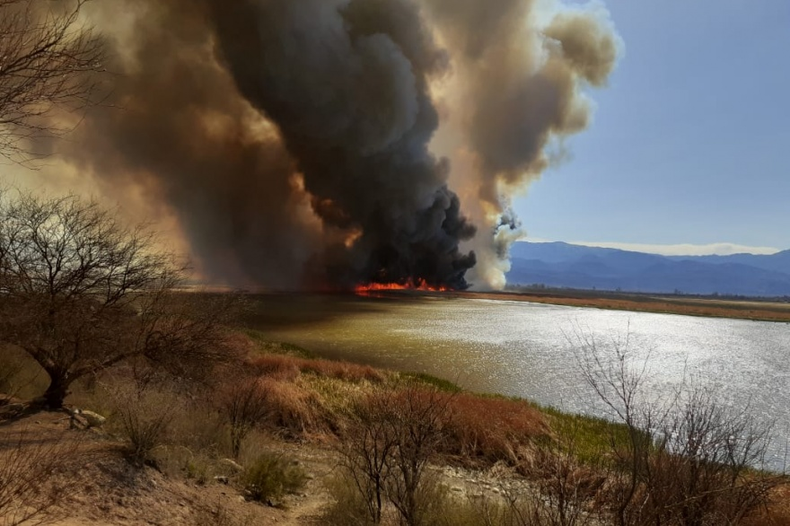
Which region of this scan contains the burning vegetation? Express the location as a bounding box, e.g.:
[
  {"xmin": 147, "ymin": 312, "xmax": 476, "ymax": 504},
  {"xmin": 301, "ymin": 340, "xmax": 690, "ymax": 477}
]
[{"xmin": 354, "ymin": 279, "xmax": 451, "ymax": 294}]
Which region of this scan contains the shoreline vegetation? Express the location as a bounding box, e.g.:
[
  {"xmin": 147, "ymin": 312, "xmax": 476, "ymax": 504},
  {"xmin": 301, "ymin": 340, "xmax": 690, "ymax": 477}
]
[
  {"xmin": 455, "ymin": 288, "xmax": 790, "ymax": 323},
  {"xmin": 2, "ymin": 322, "xmax": 789, "ymax": 525}
]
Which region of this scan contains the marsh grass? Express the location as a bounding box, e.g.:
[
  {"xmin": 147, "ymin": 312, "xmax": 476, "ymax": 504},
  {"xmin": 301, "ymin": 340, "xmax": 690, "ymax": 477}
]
[
  {"xmin": 400, "ymin": 373, "xmax": 462, "ymax": 393},
  {"xmin": 243, "ymin": 330, "xmax": 317, "ymax": 358},
  {"xmin": 541, "ymin": 407, "xmax": 634, "ymax": 466},
  {"xmin": 249, "ymin": 353, "xmax": 385, "ymax": 383}
]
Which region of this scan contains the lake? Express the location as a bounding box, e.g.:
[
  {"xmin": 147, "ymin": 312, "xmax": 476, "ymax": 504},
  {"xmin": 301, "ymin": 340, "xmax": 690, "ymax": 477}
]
[{"xmin": 247, "ymin": 293, "xmax": 790, "ymax": 470}]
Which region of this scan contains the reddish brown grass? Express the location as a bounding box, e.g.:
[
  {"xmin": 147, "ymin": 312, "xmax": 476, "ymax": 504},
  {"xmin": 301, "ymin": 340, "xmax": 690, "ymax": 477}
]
[
  {"xmin": 249, "ymin": 354, "xmax": 384, "ymax": 383},
  {"xmin": 257, "ymin": 377, "xmax": 329, "ymax": 437},
  {"xmin": 442, "ymin": 394, "xmax": 548, "ymax": 463},
  {"xmin": 742, "ymin": 484, "xmax": 790, "ymax": 526}
]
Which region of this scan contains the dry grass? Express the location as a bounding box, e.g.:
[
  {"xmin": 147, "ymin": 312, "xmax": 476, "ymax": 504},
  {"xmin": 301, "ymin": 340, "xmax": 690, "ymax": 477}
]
[
  {"xmin": 0, "ymin": 428, "xmax": 84, "ymax": 526},
  {"xmin": 249, "ymin": 353, "xmax": 385, "ymax": 383},
  {"xmin": 107, "ymin": 384, "xmax": 182, "ymax": 466},
  {"xmin": 257, "ymin": 377, "xmax": 327, "ymax": 437},
  {"xmin": 245, "ymin": 349, "xmax": 552, "ymax": 469},
  {"xmin": 742, "ymin": 484, "xmax": 790, "ymax": 526},
  {"xmin": 442, "ymin": 394, "xmax": 548, "ymax": 464},
  {"xmin": 241, "ymin": 451, "xmax": 307, "ymax": 505},
  {"xmin": 3, "ymin": 328, "xmax": 787, "ymax": 525}
]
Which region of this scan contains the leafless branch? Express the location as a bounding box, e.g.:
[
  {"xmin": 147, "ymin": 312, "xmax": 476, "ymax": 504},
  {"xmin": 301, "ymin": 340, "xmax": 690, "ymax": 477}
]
[
  {"xmin": 0, "ymin": 428, "xmax": 82, "ymax": 526},
  {"xmin": 0, "ymin": 0, "xmax": 105, "ymax": 162},
  {"xmin": 0, "ymin": 190, "xmax": 244, "ymax": 408}
]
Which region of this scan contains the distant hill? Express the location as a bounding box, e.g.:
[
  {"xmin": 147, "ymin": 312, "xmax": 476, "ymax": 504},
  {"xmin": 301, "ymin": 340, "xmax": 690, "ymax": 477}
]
[
  {"xmin": 506, "ymin": 242, "xmax": 790, "ymax": 297},
  {"xmin": 667, "ymin": 250, "xmax": 790, "ymax": 274}
]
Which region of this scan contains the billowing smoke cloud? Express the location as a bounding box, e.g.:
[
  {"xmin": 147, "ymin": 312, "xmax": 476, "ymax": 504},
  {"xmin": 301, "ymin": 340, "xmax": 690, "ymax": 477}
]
[
  {"xmin": 426, "ymin": 0, "xmax": 621, "ymax": 288},
  {"xmin": 42, "ymin": 0, "xmax": 619, "ymax": 290}
]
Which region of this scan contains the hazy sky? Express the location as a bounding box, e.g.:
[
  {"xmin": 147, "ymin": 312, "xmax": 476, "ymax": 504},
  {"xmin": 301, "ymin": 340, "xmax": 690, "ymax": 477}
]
[{"xmin": 514, "ymin": 1, "xmax": 790, "ymax": 255}]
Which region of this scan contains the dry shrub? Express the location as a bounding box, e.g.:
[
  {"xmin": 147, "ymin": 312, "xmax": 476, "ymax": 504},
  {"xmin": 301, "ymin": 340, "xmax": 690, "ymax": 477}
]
[
  {"xmin": 0, "ymin": 430, "xmax": 82, "ymax": 526},
  {"xmin": 322, "ymin": 472, "xmax": 384, "ymax": 526},
  {"xmin": 217, "ymin": 376, "xmax": 270, "ymax": 458},
  {"xmin": 258, "ymin": 378, "xmax": 325, "ymax": 437},
  {"xmin": 523, "ymin": 449, "xmax": 605, "ymax": 526},
  {"xmin": 156, "ymin": 446, "xmax": 213, "ymax": 485},
  {"xmin": 324, "ymin": 469, "xmax": 481, "ymax": 526},
  {"xmin": 442, "ymin": 394, "xmax": 548, "ymax": 464},
  {"xmin": 193, "ymin": 501, "xmax": 254, "ymax": 526},
  {"xmin": 383, "ymin": 387, "xmax": 450, "ymax": 526},
  {"xmin": 168, "ymin": 401, "xmax": 229, "ymax": 456},
  {"xmin": 108, "ymin": 383, "xmax": 183, "ymax": 466},
  {"xmin": 335, "ymin": 387, "xmax": 452, "ymax": 526},
  {"xmin": 742, "ymin": 484, "xmax": 790, "ymax": 526},
  {"xmin": 154, "ymin": 401, "xmax": 232, "ymax": 483},
  {"xmin": 241, "ymin": 452, "xmax": 307, "ymax": 505},
  {"xmin": 249, "ymin": 354, "xmax": 384, "ymax": 383},
  {"xmin": 576, "ymin": 331, "xmax": 787, "ymax": 526}
]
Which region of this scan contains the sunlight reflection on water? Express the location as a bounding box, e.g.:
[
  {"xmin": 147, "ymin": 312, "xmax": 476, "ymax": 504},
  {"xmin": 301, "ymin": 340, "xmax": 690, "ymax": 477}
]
[{"xmin": 255, "ymin": 294, "xmax": 790, "ymax": 470}]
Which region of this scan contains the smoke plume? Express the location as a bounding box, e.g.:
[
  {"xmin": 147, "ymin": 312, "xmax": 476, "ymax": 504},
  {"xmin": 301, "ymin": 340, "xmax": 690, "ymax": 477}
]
[
  {"xmin": 43, "ymin": 0, "xmax": 619, "ymax": 290},
  {"xmin": 426, "ymin": 0, "xmax": 621, "ymax": 288}
]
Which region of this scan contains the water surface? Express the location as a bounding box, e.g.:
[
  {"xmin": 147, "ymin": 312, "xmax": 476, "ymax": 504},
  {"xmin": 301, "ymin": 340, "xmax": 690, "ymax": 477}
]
[{"xmin": 248, "ymin": 293, "xmax": 790, "ymax": 469}]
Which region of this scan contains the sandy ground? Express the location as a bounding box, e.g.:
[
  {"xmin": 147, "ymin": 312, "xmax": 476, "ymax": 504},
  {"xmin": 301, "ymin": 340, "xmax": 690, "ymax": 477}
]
[
  {"xmin": 0, "ymin": 408, "xmax": 335, "ymax": 526},
  {"xmin": 0, "ymin": 404, "xmax": 521, "ymax": 526}
]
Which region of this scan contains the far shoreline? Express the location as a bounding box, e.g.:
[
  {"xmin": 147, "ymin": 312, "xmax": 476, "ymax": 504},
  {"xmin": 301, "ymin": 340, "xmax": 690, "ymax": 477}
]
[{"xmin": 451, "ymin": 288, "xmax": 790, "ymax": 323}]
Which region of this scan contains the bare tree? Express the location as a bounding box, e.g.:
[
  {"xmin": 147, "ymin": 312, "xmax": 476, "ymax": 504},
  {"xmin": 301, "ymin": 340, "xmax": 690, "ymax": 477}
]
[
  {"xmin": 384, "ymin": 387, "xmax": 450, "ymax": 526},
  {"xmin": 574, "ymin": 331, "xmax": 784, "ymax": 526},
  {"xmin": 0, "ymin": 191, "xmax": 242, "ymax": 408},
  {"xmin": 218, "ymin": 375, "xmax": 270, "ymax": 459},
  {"xmin": 574, "ymin": 331, "xmax": 659, "ymax": 526},
  {"xmin": 336, "ymin": 391, "xmax": 401, "ymax": 524},
  {"xmin": 336, "ymin": 387, "xmax": 452, "ymax": 526},
  {"xmin": 0, "ymin": 0, "xmax": 104, "ymax": 162}
]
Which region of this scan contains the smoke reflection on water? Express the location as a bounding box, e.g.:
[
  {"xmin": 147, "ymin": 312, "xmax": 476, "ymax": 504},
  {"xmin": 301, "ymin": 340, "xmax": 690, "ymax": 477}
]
[{"xmin": 252, "ymin": 294, "xmax": 790, "ymax": 471}]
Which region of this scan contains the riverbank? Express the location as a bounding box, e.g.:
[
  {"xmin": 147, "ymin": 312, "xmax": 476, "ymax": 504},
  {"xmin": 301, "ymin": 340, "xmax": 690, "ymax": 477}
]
[
  {"xmin": 454, "ymin": 289, "xmax": 790, "ymax": 322},
  {"xmin": 2, "ymin": 330, "xmax": 788, "ymax": 525}
]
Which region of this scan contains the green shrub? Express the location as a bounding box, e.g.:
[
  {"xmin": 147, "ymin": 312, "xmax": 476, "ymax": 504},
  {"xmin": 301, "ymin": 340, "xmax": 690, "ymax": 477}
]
[{"xmin": 242, "ymin": 452, "xmax": 307, "ymax": 505}]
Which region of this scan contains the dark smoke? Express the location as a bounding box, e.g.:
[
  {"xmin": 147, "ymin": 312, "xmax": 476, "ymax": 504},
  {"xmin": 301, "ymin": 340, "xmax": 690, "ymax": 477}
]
[
  {"xmin": 206, "ymin": 0, "xmax": 476, "ymax": 289},
  {"xmin": 40, "ymin": 0, "xmax": 618, "ymax": 291},
  {"xmin": 59, "ymin": 0, "xmax": 476, "ymax": 290}
]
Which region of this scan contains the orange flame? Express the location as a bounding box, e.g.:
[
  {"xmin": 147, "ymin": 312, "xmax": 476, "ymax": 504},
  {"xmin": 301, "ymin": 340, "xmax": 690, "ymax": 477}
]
[{"xmin": 354, "ymin": 279, "xmax": 450, "ymax": 293}]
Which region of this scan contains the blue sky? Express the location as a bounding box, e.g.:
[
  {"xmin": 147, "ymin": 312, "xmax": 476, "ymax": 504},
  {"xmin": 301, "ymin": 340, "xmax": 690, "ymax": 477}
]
[{"xmin": 515, "ymin": 1, "xmax": 790, "ymax": 255}]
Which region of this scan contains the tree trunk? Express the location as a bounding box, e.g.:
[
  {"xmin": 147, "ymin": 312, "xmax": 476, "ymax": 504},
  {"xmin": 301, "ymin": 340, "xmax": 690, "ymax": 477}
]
[{"xmin": 42, "ymin": 374, "xmax": 71, "ymax": 409}]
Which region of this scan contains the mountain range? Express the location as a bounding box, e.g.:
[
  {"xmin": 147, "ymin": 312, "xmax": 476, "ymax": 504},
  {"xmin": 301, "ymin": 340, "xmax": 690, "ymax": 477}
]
[{"xmin": 505, "ymin": 242, "xmax": 790, "ymax": 297}]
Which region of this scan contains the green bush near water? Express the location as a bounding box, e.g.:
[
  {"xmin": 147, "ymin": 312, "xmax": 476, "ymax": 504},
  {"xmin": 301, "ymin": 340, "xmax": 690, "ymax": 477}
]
[
  {"xmin": 541, "ymin": 406, "xmax": 636, "ymax": 466},
  {"xmin": 401, "ymin": 372, "xmax": 462, "ymax": 393}
]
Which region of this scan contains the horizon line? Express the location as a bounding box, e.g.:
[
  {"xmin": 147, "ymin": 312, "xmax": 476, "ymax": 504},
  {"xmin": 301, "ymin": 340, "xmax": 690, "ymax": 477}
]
[{"xmin": 520, "ymin": 238, "xmax": 783, "ymax": 257}]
